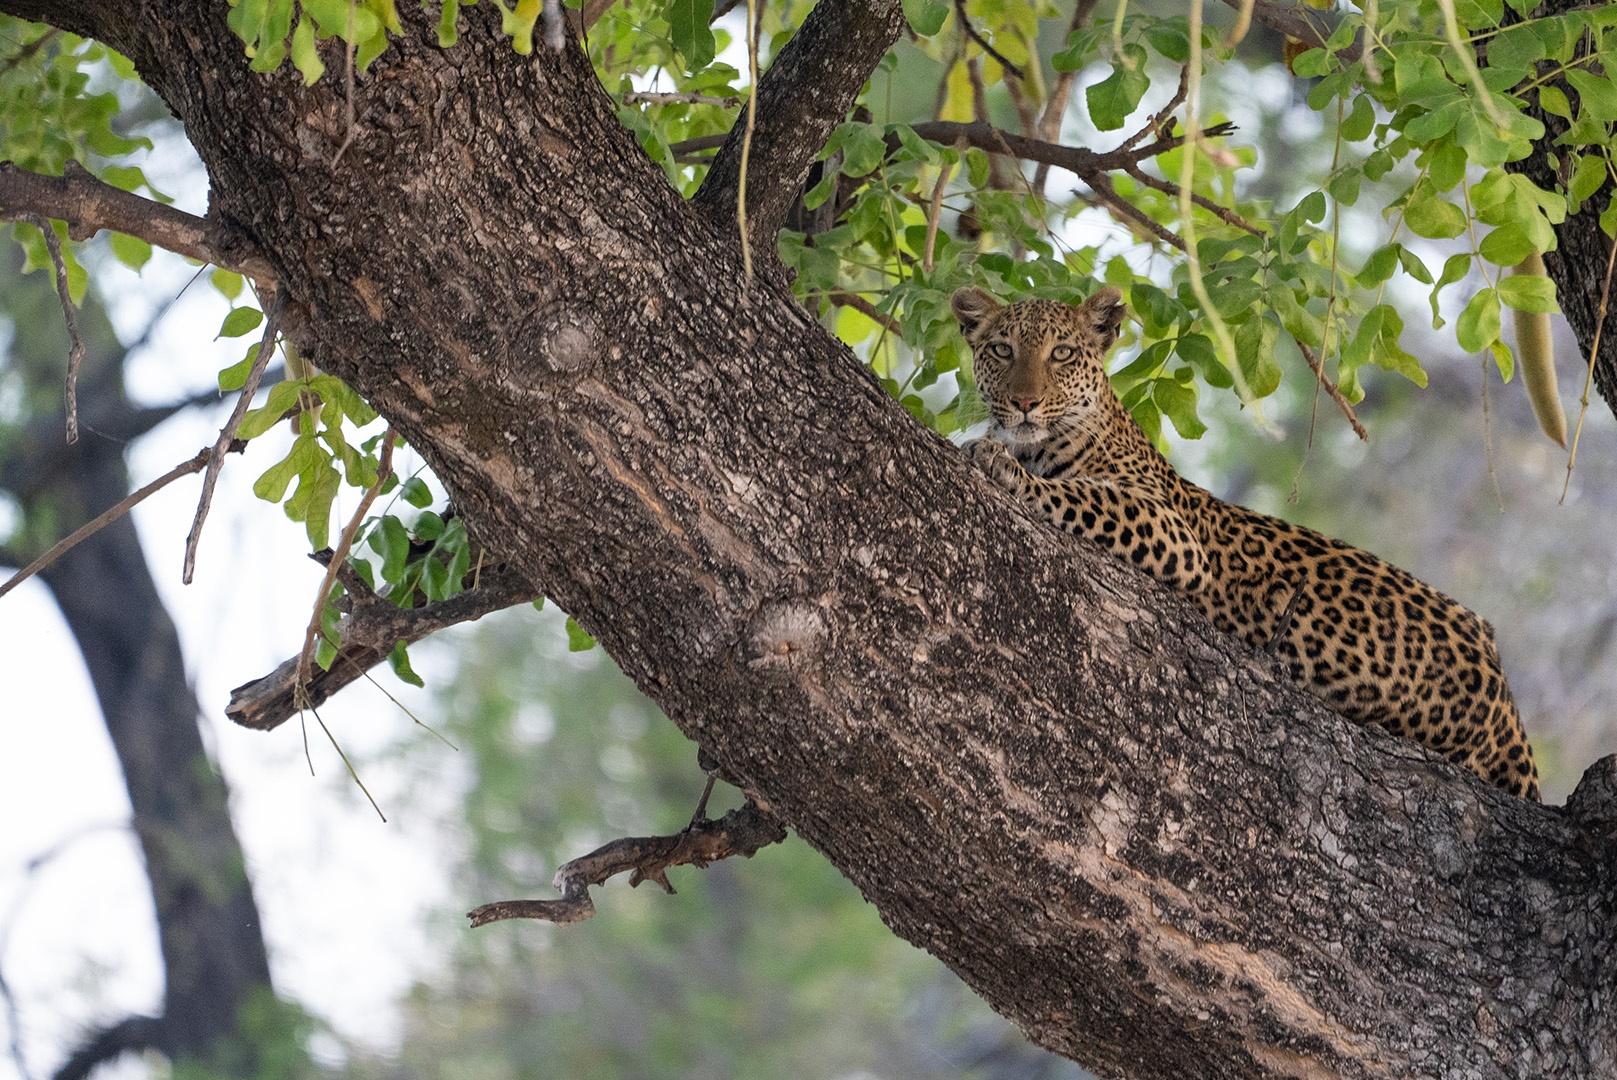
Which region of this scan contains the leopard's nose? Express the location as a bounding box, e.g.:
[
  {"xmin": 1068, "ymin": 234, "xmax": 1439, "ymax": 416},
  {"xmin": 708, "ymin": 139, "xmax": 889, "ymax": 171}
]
[{"xmin": 1011, "ymin": 395, "xmax": 1042, "ymax": 414}]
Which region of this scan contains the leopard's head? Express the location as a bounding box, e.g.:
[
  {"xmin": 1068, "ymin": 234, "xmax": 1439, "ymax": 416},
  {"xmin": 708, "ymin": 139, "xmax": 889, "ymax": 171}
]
[{"xmin": 951, "ymin": 286, "xmax": 1126, "ymax": 447}]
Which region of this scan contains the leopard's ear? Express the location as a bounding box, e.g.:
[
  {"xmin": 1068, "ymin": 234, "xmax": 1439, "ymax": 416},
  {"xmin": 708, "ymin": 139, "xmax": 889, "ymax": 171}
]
[
  {"xmin": 951, "ymin": 286, "xmax": 1003, "ymax": 339},
  {"xmin": 1077, "ymin": 286, "xmax": 1126, "ymax": 350}
]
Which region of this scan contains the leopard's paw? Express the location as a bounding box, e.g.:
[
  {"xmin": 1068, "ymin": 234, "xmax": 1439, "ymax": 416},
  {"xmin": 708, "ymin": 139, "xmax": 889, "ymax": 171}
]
[{"xmin": 964, "ymin": 437, "xmax": 1022, "ymax": 493}]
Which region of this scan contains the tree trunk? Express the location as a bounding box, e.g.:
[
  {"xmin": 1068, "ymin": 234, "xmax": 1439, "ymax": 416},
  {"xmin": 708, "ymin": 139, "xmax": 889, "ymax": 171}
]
[
  {"xmin": 15, "ymin": 4, "xmax": 1617, "ymax": 1077},
  {"xmin": 0, "ymin": 264, "xmax": 277, "ymax": 1076}
]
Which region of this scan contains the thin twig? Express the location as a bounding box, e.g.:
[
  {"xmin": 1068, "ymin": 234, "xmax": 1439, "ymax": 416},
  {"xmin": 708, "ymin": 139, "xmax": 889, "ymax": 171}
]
[
  {"xmin": 308, "ymin": 705, "xmax": 387, "ymax": 821},
  {"xmin": 0, "ymin": 26, "xmax": 58, "ymax": 78},
  {"xmin": 467, "ymin": 800, "xmax": 786, "ymax": 927},
  {"xmin": 1122, "ymin": 164, "xmax": 1261, "ymax": 235},
  {"xmin": 0, "ymin": 445, "xmax": 243, "ymax": 602},
  {"xmin": 827, "ymin": 289, "xmax": 902, "ymax": 334},
  {"xmin": 26, "ymin": 213, "xmax": 84, "ymax": 445},
  {"xmin": 736, "ymin": 0, "xmax": 760, "ymax": 280},
  {"xmin": 183, "ymin": 297, "xmax": 281, "ymax": 584},
  {"xmin": 1119, "ymin": 65, "xmax": 1188, "ymax": 153},
  {"xmin": 1296, "ymin": 340, "xmax": 1366, "ymax": 440},
  {"xmin": 1085, "ymin": 172, "xmax": 1185, "ymax": 250},
  {"xmin": 923, "ymin": 137, "xmax": 963, "ymax": 272},
  {"xmin": 954, "ymin": 0, "xmax": 1024, "ymax": 79},
  {"xmin": 624, "ymin": 90, "xmax": 742, "ymax": 108},
  {"xmin": 295, "ymin": 430, "xmax": 397, "ymax": 701},
  {"xmin": 1561, "ymin": 232, "xmax": 1617, "ymax": 503},
  {"xmin": 331, "ymin": 0, "xmax": 359, "ymax": 166}
]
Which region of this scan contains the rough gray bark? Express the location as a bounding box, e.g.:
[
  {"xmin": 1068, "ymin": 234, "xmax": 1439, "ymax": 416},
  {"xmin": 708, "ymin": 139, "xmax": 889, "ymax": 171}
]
[
  {"xmin": 9, "ymin": 3, "xmax": 1617, "ymax": 1077},
  {"xmin": 0, "ymin": 270, "xmax": 276, "ymax": 1077}
]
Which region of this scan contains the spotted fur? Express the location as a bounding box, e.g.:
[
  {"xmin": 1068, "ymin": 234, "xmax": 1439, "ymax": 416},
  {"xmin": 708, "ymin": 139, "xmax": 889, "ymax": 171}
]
[{"xmin": 954, "ymin": 285, "xmax": 1540, "ymax": 801}]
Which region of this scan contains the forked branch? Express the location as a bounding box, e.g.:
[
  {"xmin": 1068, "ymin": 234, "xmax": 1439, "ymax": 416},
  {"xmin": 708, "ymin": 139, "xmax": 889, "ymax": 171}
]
[{"xmin": 467, "ymin": 801, "xmax": 787, "ymax": 928}]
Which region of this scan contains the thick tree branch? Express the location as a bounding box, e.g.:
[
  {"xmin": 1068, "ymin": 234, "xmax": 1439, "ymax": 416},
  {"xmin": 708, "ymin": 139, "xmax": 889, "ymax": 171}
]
[
  {"xmin": 692, "ymin": 0, "xmax": 905, "ymax": 259},
  {"xmin": 112, "ymin": 9, "xmax": 1617, "ymax": 1075},
  {"xmin": 226, "ymin": 562, "xmax": 537, "ymax": 730},
  {"xmin": 0, "ymin": 0, "xmax": 122, "ymax": 46},
  {"xmin": 468, "ymin": 801, "xmax": 787, "ymax": 927},
  {"xmin": 0, "ymin": 162, "xmax": 275, "ymax": 283}
]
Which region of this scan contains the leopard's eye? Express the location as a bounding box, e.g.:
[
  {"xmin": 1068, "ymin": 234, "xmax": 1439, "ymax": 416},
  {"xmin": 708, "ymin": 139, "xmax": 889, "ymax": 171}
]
[
  {"xmin": 1050, "ymin": 344, "xmax": 1075, "ymax": 363},
  {"xmin": 988, "ymin": 341, "xmax": 1013, "ymax": 360}
]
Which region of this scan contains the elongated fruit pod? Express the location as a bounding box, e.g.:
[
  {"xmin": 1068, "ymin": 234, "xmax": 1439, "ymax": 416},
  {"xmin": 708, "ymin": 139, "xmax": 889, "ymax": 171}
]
[{"xmin": 1513, "ymin": 252, "xmax": 1567, "ymax": 448}]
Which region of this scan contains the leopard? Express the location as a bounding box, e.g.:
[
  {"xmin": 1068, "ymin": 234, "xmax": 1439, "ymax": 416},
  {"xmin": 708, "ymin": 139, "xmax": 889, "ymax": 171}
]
[{"xmin": 952, "ymin": 284, "xmax": 1541, "ymax": 801}]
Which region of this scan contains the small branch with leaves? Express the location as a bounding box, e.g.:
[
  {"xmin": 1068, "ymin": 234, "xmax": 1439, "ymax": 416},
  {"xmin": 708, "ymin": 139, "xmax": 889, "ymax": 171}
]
[{"xmin": 468, "ymin": 799, "xmax": 787, "ymax": 928}]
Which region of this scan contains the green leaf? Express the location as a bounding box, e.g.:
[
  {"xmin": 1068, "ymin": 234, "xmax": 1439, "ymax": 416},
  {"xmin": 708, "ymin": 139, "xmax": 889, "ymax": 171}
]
[
  {"xmin": 237, "ymin": 380, "xmax": 303, "ymax": 439},
  {"xmin": 1396, "ymin": 246, "xmax": 1434, "ymax": 284},
  {"xmin": 401, "ymin": 476, "xmax": 433, "ymax": 508},
  {"xmin": 371, "ymin": 514, "xmax": 411, "ymax": 583},
  {"xmin": 211, "ymin": 268, "xmax": 245, "ymax": 301},
  {"xmin": 1497, "ymin": 273, "xmax": 1559, "ymax": 313},
  {"xmin": 1152, "ymin": 377, "xmax": 1206, "ymax": 439},
  {"xmin": 1478, "ymin": 222, "xmax": 1536, "ymax": 266},
  {"xmin": 1537, "ymin": 84, "xmax": 1572, "ymax": 119},
  {"xmin": 1490, "ymin": 338, "xmax": 1515, "ymax": 383},
  {"xmin": 1431, "ymin": 252, "xmax": 1472, "ymax": 328},
  {"xmin": 291, "ymin": 17, "xmax": 325, "ymax": 85},
  {"xmin": 1566, "ymin": 69, "xmax": 1617, "ymax": 123},
  {"xmin": 108, "ymin": 232, "xmax": 151, "ymax": 270},
  {"xmin": 1569, "ymin": 153, "xmax": 1607, "ymax": 211},
  {"xmin": 388, "ymin": 641, "xmax": 425, "ymax": 687},
  {"xmin": 667, "ymin": 0, "xmax": 716, "ymax": 69},
  {"xmin": 1340, "ymin": 95, "xmax": 1374, "ymax": 141},
  {"xmin": 1404, "ymin": 190, "xmax": 1467, "ymax": 239},
  {"xmin": 902, "ymin": 0, "xmax": 949, "ymax": 36},
  {"xmin": 1457, "ymin": 287, "xmax": 1502, "ymax": 352},
  {"xmin": 1234, "ymin": 316, "xmax": 1282, "ymax": 397},
  {"xmin": 1086, "ymin": 45, "xmax": 1150, "ymax": 132},
  {"xmin": 253, "ymin": 435, "xmax": 318, "ymax": 503},
  {"xmin": 437, "ymin": 0, "xmax": 460, "ymax": 46},
  {"xmin": 219, "ymin": 306, "xmax": 264, "ymax": 339},
  {"xmin": 218, "ymin": 346, "xmax": 259, "ymax": 392},
  {"xmin": 565, "ymin": 615, "xmax": 597, "ymax": 652}
]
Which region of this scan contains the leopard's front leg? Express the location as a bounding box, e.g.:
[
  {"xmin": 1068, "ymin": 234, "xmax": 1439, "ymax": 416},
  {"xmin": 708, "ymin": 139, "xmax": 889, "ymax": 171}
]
[{"xmin": 964, "ymin": 438, "xmax": 1207, "ymax": 593}]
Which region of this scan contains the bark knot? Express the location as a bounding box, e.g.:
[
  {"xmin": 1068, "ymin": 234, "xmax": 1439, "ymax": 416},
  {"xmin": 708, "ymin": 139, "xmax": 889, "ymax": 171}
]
[
  {"xmin": 1566, "ymin": 753, "xmax": 1617, "ymax": 843},
  {"xmin": 744, "ymin": 599, "xmax": 827, "ymax": 673}
]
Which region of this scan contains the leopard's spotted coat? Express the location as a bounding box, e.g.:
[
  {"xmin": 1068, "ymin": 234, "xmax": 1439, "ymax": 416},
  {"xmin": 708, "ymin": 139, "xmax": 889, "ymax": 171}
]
[{"xmin": 954, "ymin": 285, "xmax": 1540, "ymax": 800}]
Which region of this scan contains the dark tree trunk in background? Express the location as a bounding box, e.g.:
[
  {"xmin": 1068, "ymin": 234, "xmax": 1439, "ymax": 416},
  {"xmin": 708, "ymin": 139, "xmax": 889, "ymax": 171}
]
[
  {"xmin": 6, "ymin": 3, "xmax": 1617, "ymax": 1077},
  {"xmin": 0, "ymin": 270, "xmax": 276, "ymax": 1078}
]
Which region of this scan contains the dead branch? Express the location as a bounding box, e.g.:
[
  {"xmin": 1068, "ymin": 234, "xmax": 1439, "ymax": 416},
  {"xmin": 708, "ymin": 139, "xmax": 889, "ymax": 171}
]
[
  {"xmin": 226, "ymin": 560, "xmax": 537, "ymax": 730},
  {"xmin": 467, "ymin": 800, "xmax": 787, "ymax": 927},
  {"xmin": 0, "ymin": 162, "xmax": 275, "ymax": 283},
  {"xmin": 0, "ymin": 443, "xmax": 245, "ymax": 602},
  {"xmin": 23, "ymin": 213, "xmax": 85, "ymax": 445},
  {"xmin": 52, "ymin": 1015, "xmax": 164, "ymax": 1080},
  {"xmin": 182, "ymin": 297, "xmax": 281, "ymax": 584}
]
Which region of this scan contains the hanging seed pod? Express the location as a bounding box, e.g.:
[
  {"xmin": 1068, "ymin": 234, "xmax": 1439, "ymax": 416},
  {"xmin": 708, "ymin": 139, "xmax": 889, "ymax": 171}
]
[{"xmin": 1513, "ymin": 252, "xmax": 1567, "ymax": 448}]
